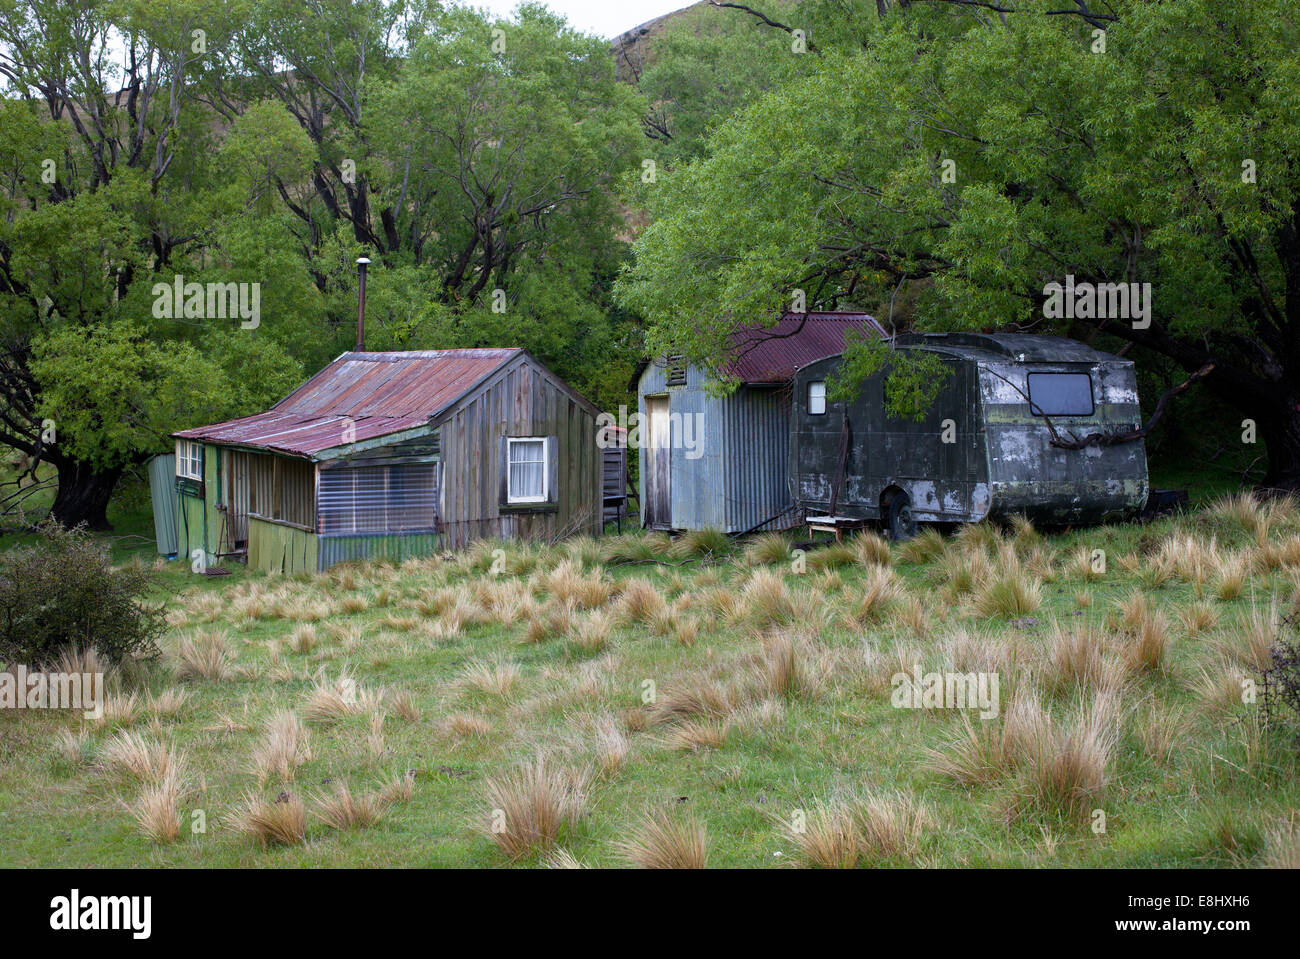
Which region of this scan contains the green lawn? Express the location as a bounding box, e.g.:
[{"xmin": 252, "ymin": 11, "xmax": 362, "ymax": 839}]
[{"xmin": 1, "ymin": 478, "xmax": 1298, "ymax": 868}]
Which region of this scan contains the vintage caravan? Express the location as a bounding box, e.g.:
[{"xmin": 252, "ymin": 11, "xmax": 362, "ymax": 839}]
[{"xmin": 789, "ymin": 333, "xmax": 1149, "ymax": 537}]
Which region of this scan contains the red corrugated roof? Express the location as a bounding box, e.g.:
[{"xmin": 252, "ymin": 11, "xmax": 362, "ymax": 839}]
[
  {"xmin": 174, "ymin": 349, "xmax": 520, "ymax": 458},
  {"xmin": 726, "ymin": 312, "xmax": 885, "ymax": 384}
]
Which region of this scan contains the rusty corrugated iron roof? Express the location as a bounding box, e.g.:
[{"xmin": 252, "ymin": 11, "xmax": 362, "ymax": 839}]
[
  {"xmin": 174, "ymin": 349, "xmax": 520, "ymax": 458},
  {"xmin": 726, "ymin": 312, "xmax": 886, "ymax": 384}
]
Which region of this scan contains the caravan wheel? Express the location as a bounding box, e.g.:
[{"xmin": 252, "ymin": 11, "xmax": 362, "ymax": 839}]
[{"xmin": 887, "ymin": 492, "xmax": 918, "ymax": 541}]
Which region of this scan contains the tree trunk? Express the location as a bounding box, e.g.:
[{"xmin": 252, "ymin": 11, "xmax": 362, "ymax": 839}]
[
  {"xmin": 1258, "ymin": 408, "xmax": 1300, "ymax": 493},
  {"xmin": 48, "ymin": 460, "xmax": 123, "ymax": 531}
]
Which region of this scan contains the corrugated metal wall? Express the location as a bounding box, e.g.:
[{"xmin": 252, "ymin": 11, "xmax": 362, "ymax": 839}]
[
  {"xmin": 147, "ymin": 454, "xmax": 178, "ymax": 556},
  {"xmin": 637, "ymin": 363, "xmax": 793, "ymax": 532},
  {"xmin": 317, "ymin": 532, "xmax": 441, "ymax": 570},
  {"xmin": 723, "ymin": 386, "xmax": 794, "ymax": 532}
]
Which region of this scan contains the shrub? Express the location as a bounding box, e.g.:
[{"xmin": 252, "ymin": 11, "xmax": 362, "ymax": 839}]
[{"xmin": 0, "ymin": 522, "xmax": 164, "ymax": 666}]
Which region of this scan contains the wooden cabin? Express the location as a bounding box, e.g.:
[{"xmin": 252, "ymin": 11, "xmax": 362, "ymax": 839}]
[
  {"xmin": 632, "ymin": 312, "xmax": 885, "ymax": 533},
  {"xmin": 170, "ymin": 349, "xmax": 603, "ymax": 574}
]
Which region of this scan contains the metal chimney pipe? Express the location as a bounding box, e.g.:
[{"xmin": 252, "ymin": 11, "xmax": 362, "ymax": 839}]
[{"xmin": 355, "ymin": 257, "xmax": 370, "ymax": 352}]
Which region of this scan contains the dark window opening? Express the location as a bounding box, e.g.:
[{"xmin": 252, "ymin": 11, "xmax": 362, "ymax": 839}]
[{"xmin": 1026, "ymin": 372, "xmax": 1094, "ymax": 417}]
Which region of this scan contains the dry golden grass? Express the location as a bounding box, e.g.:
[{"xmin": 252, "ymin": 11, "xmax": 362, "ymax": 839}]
[
  {"xmin": 233, "ymin": 791, "xmax": 308, "ymax": 847},
  {"xmin": 145, "ymin": 687, "xmax": 189, "ymax": 720},
  {"xmin": 739, "ymin": 569, "xmax": 796, "ymax": 628},
  {"xmin": 479, "ymin": 757, "xmax": 590, "ymax": 860},
  {"xmin": 250, "ymin": 710, "xmax": 313, "ymax": 785},
  {"xmin": 543, "ymin": 560, "xmax": 612, "ymax": 610},
  {"xmin": 1021, "ymin": 692, "xmax": 1119, "ymax": 820},
  {"xmin": 1260, "ymin": 813, "xmax": 1300, "ymax": 869},
  {"xmin": 619, "ymin": 807, "xmax": 708, "ymax": 868},
  {"xmin": 571, "ymin": 610, "xmax": 614, "ymax": 653},
  {"xmin": 175, "ymin": 629, "xmax": 233, "ymax": 682},
  {"xmin": 99, "ymin": 732, "xmax": 184, "ymax": 785},
  {"xmin": 1122, "ymin": 609, "xmax": 1173, "ymax": 675},
  {"xmin": 858, "ymin": 790, "xmax": 933, "ymax": 861},
  {"xmin": 96, "ymin": 692, "xmax": 139, "ymax": 729},
  {"xmin": 461, "ymin": 658, "xmax": 521, "ymax": 697},
  {"xmin": 55, "ymin": 727, "xmax": 95, "ymax": 765},
  {"xmin": 1042, "ymin": 622, "xmax": 1122, "ymax": 695},
  {"xmin": 301, "ymin": 671, "xmax": 368, "ymax": 724},
  {"xmin": 975, "ymin": 571, "xmax": 1042, "ymax": 619},
  {"xmin": 783, "ymin": 801, "xmax": 861, "ymax": 868},
  {"xmin": 926, "ymin": 689, "xmax": 1047, "ymax": 786},
  {"xmin": 289, "ymin": 623, "xmax": 319, "ymax": 654},
  {"xmin": 310, "ymin": 780, "xmax": 384, "ymax": 830},
  {"xmin": 593, "ymin": 715, "xmax": 629, "ymax": 773},
  {"xmin": 1177, "ymin": 600, "xmax": 1218, "ymax": 637},
  {"xmin": 445, "ymin": 712, "xmax": 492, "ymax": 738},
  {"xmin": 1190, "ymin": 655, "xmax": 1251, "ymax": 717},
  {"xmin": 616, "ymin": 577, "xmax": 668, "ymax": 624},
  {"xmin": 744, "ymin": 532, "xmax": 794, "ymax": 566},
  {"xmin": 662, "ymin": 717, "xmax": 731, "ymax": 751},
  {"xmin": 1212, "ymin": 551, "xmax": 1249, "ymax": 601},
  {"xmin": 849, "ymin": 566, "xmax": 903, "ymax": 624},
  {"xmin": 648, "ymin": 675, "xmax": 734, "ymax": 725},
  {"xmin": 389, "ymin": 689, "xmax": 420, "ymax": 723},
  {"xmin": 377, "ymin": 770, "xmax": 416, "ymax": 806},
  {"xmin": 131, "ymin": 768, "xmax": 184, "ymax": 844},
  {"xmin": 1133, "ymin": 702, "xmax": 1189, "ymax": 764},
  {"xmin": 897, "ymin": 528, "xmax": 946, "ymax": 565},
  {"xmin": 852, "ymin": 530, "xmax": 892, "ymax": 567}
]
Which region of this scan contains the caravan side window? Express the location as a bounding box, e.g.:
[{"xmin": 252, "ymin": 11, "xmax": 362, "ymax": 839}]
[
  {"xmin": 1026, "ymin": 372, "xmax": 1094, "ymax": 416},
  {"xmin": 176, "ymin": 441, "xmax": 203, "ymax": 480},
  {"xmin": 507, "ymin": 438, "xmax": 549, "ymax": 503},
  {"xmin": 808, "ymin": 381, "xmax": 827, "ymax": 415}
]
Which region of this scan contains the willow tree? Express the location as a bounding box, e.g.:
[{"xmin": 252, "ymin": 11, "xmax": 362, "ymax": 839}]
[{"xmin": 618, "ymin": 0, "xmax": 1300, "ymax": 490}]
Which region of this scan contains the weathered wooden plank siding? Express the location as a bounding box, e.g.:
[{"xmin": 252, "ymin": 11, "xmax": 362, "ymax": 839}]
[{"xmin": 438, "ymin": 355, "xmax": 600, "ymax": 549}]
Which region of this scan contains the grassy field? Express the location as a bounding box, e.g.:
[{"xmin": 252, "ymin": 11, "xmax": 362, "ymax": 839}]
[{"xmin": 3, "ymin": 490, "xmax": 1300, "ymax": 868}]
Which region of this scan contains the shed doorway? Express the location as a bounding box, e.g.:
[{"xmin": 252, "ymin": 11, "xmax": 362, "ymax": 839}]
[{"xmin": 644, "ymin": 395, "xmax": 671, "ymax": 529}]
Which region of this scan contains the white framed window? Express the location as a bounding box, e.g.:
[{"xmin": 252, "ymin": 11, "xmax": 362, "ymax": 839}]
[
  {"xmin": 176, "ymin": 440, "xmax": 204, "ymax": 480},
  {"xmin": 808, "ymin": 381, "xmax": 827, "ymax": 415},
  {"xmin": 507, "ymin": 437, "xmax": 548, "ymax": 504}
]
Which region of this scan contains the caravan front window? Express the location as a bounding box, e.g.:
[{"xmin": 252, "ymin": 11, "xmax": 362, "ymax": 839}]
[{"xmin": 1026, "ymin": 372, "xmax": 1094, "ymax": 417}]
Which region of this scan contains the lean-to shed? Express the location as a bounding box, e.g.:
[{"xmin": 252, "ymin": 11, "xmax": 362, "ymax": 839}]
[
  {"xmin": 170, "ymin": 349, "xmax": 602, "ymax": 574},
  {"xmin": 633, "ymin": 312, "xmax": 885, "ymax": 532}
]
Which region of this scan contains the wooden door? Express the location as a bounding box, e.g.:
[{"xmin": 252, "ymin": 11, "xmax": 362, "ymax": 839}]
[{"xmin": 644, "ymin": 396, "xmax": 671, "ymax": 529}]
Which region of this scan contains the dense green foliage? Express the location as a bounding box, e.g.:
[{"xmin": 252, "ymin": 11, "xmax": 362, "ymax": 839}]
[{"xmin": 0, "ymin": 522, "xmax": 164, "ymax": 666}]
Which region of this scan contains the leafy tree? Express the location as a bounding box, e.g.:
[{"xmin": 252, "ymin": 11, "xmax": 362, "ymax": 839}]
[
  {"xmin": 0, "ymin": 0, "xmax": 318, "ymax": 527},
  {"xmin": 618, "ymin": 0, "xmax": 1300, "ymax": 489}
]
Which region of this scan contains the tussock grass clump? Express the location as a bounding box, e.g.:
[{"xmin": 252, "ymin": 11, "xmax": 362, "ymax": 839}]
[
  {"xmin": 849, "ymin": 566, "xmax": 903, "ymax": 624},
  {"xmin": 479, "ymin": 757, "xmax": 590, "ymax": 860},
  {"xmin": 310, "ymin": 780, "xmax": 384, "ymax": 830},
  {"xmin": 55, "ymin": 727, "xmax": 96, "ymax": 765},
  {"xmin": 145, "ymin": 687, "xmax": 189, "ymax": 720},
  {"xmin": 662, "ymin": 717, "xmax": 731, "ymax": 751},
  {"xmin": 616, "ymin": 577, "xmax": 668, "ymax": 625},
  {"xmin": 1020, "ymin": 693, "xmax": 1119, "ymax": 820},
  {"xmin": 783, "ymin": 801, "xmax": 861, "ymax": 868},
  {"xmin": 740, "ymin": 569, "xmax": 796, "ymax": 628},
  {"xmin": 301, "ymin": 669, "xmax": 368, "ymax": 723},
  {"xmin": 250, "ymin": 710, "xmax": 313, "ymax": 785},
  {"xmin": 648, "ymin": 675, "xmax": 734, "ymax": 725},
  {"xmin": 99, "ymin": 731, "xmax": 184, "ymax": 785},
  {"xmin": 602, "ymin": 533, "xmax": 671, "ymax": 565},
  {"xmin": 445, "ymin": 712, "xmax": 492, "ymax": 738},
  {"xmin": 674, "ymin": 527, "xmax": 732, "ymax": 560},
  {"xmin": 937, "ymin": 547, "xmax": 991, "ymax": 597},
  {"xmin": 289, "ymin": 623, "xmax": 318, "ymax": 654},
  {"xmin": 1261, "ymin": 814, "xmax": 1300, "ymax": 869},
  {"xmin": 954, "ymin": 521, "xmax": 1001, "ymax": 556},
  {"xmin": 593, "ymin": 715, "xmax": 629, "ymax": 773},
  {"xmin": 1209, "ymin": 492, "xmax": 1264, "ymax": 538},
  {"xmin": 1043, "ymin": 622, "xmax": 1122, "ymax": 695},
  {"xmin": 1121, "ymin": 610, "xmax": 1173, "ymax": 675},
  {"xmin": 571, "ymin": 610, "xmax": 614, "ymax": 653},
  {"xmin": 1212, "ymin": 551, "xmax": 1249, "ymax": 601},
  {"xmin": 132, "ymin": 768, "xmax": 184, "ymax": 844},
  {"xmin": 808, "ymin": 541, "xmax": 857, "ymax": 571},
  {"xmin": 619, "ymin": 808, "xmax": 708, "ymax": 868},
  {"xmin": 974, "ymin": 570, "xmax": 1041, "ymax": 619},
  {"xmin": 896, "ymin": 527, "xmax": 945, "ymax": 566},
  {"xmin": 234, "ymin": 791, "xmax": 308, "ymax": 847},
  {"xmin": 926, "ymin": 689, "xmax": 1048, "ymax": 786},
  {"xmin": 744, "ymin": 532, "xmax": 794, "ymax": 566},
  {"xmin": 1133, "ymin": 702, "xmax": 1189, "ymax": 764},
  {"xmin": 96, "ymin": 692, "xmax": 139, "ymax": 729},
  {"xmin": 542, "ymin": 560, "xmax": 612, "ymax": 610},
  {"xmin": 1177, "ymin": 601, "xmax": 1218, "ymax": 637},
  {"xmin": 852, "ymin": 530, "xmax": 892, "ymax": 567},
  {"xmin": 390, "ymin": 689, "xmax": 420, "ymax": 723},
  {"xmin": 858, "ymin": 790, "xmax": 933, "ymax": 862},
  {"xmin": 462, "ymin": 658, "xmax": 521, "ymax": 698},
  {"xmin": 175, "ymin": 629, "xmax": 233, "ymax": 682},
  {"xmin": 1190, "ymin": 656, "xmax": 1250, "ymax": 717}
]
